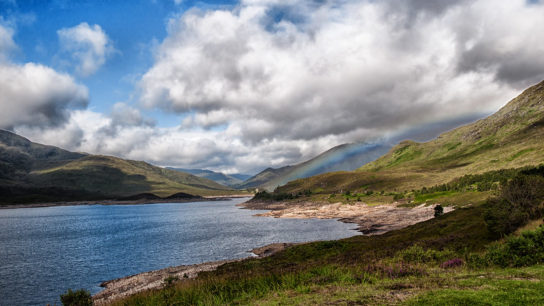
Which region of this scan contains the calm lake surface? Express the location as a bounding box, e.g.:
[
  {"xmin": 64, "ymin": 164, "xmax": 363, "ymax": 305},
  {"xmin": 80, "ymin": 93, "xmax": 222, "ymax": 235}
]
[{"xmin": 0, "ymin": 198, "xmax": 359, "ymax": 305}]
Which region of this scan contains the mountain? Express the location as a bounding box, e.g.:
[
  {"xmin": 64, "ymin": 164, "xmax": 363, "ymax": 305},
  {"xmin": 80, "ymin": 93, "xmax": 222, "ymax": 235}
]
[
  {"xmin": 230, "ymin": 173, "xmax": 252, "ymax": 181},
  {"xmin": 236, "ymin": 166, "xmax": 294, "ymax": 190},
  {"xmin": 0, "ymin": 130, "xmax": 234, "ymax": 204},
  {"xmin": 277, "ymin": 80, "xmax": 544, "ymax": 194},
  {"xmin": 237, "ymin": 142, "xmax": 390, "ymax": 191},
  {"xmin": 168, "ymin": 168, "xmax": 250, "ymax": 187}
]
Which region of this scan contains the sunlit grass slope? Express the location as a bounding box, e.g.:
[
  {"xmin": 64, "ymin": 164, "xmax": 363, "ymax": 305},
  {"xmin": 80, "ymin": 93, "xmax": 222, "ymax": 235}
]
[
  {"xmin": 30, "ymin": 155, "xmax": 233, "ymax": 197},
  {"xmin": 277, "ymin": 80, "xmax": 544, "ymax": 194}
]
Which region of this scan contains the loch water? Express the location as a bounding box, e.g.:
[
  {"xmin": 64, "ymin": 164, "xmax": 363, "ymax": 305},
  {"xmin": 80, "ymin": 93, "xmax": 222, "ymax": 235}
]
[{"xmin": 0, "ymin": 198, "xmax": 359, "ymax": 305}]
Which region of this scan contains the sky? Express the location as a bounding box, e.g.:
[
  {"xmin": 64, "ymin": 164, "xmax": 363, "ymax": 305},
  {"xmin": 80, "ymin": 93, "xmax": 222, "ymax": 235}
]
[{"xmin": 1, "ymin": 0, "xmax": 544, "ymax": 175}]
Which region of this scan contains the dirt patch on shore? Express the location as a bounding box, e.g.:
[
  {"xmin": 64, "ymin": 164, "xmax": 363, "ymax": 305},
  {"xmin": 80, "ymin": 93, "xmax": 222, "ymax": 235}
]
[{"xmin": 240, "ymin": 200, "xmax": 454, "ymax": 235}]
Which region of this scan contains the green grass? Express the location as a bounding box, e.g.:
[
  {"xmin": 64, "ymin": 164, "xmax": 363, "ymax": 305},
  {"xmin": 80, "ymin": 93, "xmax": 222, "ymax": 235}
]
[
  {"xmin": 117, "ymin": 253, "xmax": 544, "ymax": 305},
  {"xmin": 507, "ymin": 148, "xmax": 536, "ymax": 162},
  {"xmin": 444, "ymin": 142, "xmax": 462, "ymax": 151},
  {"xmin": 250, "ymin": 266, "xmax": 544, "ymax": 305},
  {"xmin": 414, "ymin": 191, "xmax": 459, "ymax": 204},
  {"xmin": 406, "ymin": 271, "xmax": 544, "ymax": 305}
]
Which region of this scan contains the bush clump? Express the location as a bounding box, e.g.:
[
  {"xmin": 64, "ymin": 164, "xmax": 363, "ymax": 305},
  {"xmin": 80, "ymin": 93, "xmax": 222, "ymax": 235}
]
[
  {"xmin": 434, "ymin": 204, "xmax": 444, "ymax": 218},
  {"xmin": 395, "ymin": 245, "xmax": 455, "ymax": 264},
  {"xmin": 483, "ymin": 226, "xmax": 544, "ymax": 267},
  {"xmin": 440, "ymin": 258, "xmax": 464, "ymax": 269},
  {"xmin": 253, "ymin": 190, "xmax": 300, "ymax": 201},
  {"xmin": 364, "ymin": 262, "xmax": 426, "ymax": 279},
  {"xmin": 484, "ymin": 174, "xmax": 544, "ymax": 237},
  {"xmin": 60, "ymin": 289, "xmax": 92, "ymax": 306}
]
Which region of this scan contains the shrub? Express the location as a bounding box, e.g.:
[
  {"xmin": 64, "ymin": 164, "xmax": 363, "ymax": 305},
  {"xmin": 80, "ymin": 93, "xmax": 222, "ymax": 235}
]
[
  {"xmin": 164, "ymin": 276, "xmax": 179, "ymax": 286},
  {"xmin": 484, "ymin": 174, "xmax": 544, "ymax": 237},
  {"xmin": 395, "ymin": 245, "xmax": 455, "ymax": 264},
  {"xmin": 253, "ymin": 191, "xmax": 299, "ymax": 201},
  {"xmin": 364, "ymin": 262, "xmax": 426, "ymax": 279},
  {"xmin": 484, "ymin": 198, "xmax": 528, "ymax": 238},
  {"xmin": 434, "ymin": 204, "xmax": 444, "ymax": 218},
  {"xmin": 484, "ymin": 226, "xmax": 544, "ymax": 267},
  {"xmin": 440, "ymin": 258, "xmax": 464, "ymax": 269},
  {"xmin": 501, "ymin": 175, "xmax": 544, "ymax": 217},
  {"xmin": 60, "ymin": 289, "xmax": 92, "ymax": 306},
  {"xmin": 468, "ymin": 226, "xmax": 544, "ymax": 268}
]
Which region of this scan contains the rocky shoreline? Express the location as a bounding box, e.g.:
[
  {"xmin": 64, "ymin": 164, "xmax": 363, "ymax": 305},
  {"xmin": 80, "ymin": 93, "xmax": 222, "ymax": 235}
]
[
  {"xmin": 239, "ymin": 200, "xmax": 454, "ymax": 235},
  {"xmin": 93, "ymin": 243, "xmax": 295, "ymax": 305},
  {"xmin": 94, "ymin": 198, "xmax": 451, "ymax": 304}
]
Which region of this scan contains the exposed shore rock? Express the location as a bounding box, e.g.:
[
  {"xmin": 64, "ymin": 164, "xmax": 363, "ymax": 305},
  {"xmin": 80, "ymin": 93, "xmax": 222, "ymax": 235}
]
[
  {"xmin": 93, "ymin": 242, "xmax": 294, "ymax": 305},
  {"xmin": 239, "ymin": 200, "xmax": 454, "ymax": 235},
  {"xmin": 251, "ymin": 242, "xmax": 297, "ymax": 257},
  {"xmin": 93, "ymin": 260, "xmax": 236, "ymax": 305}
]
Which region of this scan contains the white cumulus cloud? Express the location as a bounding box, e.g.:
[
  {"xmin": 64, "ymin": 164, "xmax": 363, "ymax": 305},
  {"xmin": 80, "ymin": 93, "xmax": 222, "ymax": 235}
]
[
  {"xmin": 0, "ymin": 62, "xmax": 89, "ymax": 129},
  {"xmin": 139, "ymin": 0, "xmax": 544, "ymax": 146},
  {"xmin": 57, "ymin": 22, "xmax": 115, "ymax": 76},
  {"xmin": 12, "ymin": 0, "xmax": 544, "ymax": 175},
  {"xmin": 0, "ymin": 22, "xmax": 89, "ymax": 130}
]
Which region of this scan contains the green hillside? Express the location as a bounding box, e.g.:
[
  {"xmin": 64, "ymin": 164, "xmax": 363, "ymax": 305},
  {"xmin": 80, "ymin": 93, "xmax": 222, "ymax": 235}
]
[
  {"xmin": 361, "ymin": 80, "xmax": 544, "ymax": 173},
  {"xmin": 0, "ymin": 130, "xmax": 235, "ymax": 204},
  {"xmin": 277, "ymin": 80, "xmax": 544, "ymax": 194},
  {"xmin": 30, "ymin": 155, "xmax": 232, "ymax": 196}
]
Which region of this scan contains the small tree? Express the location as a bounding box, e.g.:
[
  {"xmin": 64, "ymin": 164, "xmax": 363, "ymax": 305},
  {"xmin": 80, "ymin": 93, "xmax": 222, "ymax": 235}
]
[
  {"xmin": 434, "ymin": 204, "xmax": 444, "ymax": 218},
  {"xmin": 60, "ymin": 289, "xmax": 92, "ymax": 306}
]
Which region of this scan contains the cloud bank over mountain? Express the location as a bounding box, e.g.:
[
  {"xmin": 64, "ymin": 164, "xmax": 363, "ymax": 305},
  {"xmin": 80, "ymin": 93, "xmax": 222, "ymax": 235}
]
[{"xmin": 6, "ymin": 0, "xmax": 544, "ymax": 173}]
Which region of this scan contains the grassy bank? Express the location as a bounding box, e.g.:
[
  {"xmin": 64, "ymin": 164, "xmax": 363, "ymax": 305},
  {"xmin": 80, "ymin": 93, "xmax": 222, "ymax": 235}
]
[
  {"xmin": 115, "ymin": 209, "xmax": 544, "ymax": 305},
  {"xmin": 109, "ymin": 166, "xmax": 544, "ymax": 305}
]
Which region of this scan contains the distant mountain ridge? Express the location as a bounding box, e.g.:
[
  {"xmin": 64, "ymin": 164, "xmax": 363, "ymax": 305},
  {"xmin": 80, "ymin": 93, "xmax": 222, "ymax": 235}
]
[
  {"xmin": 0, "ymin": 130, "xmax": 234, "ymax": 204},
  {"xmin": 168, "ymin": 167, "xmax": 251, "ymax": 187},
  {"xmin": 236, "ymin": 166, "xmax": 294, "ymax": 190},
  {"xmin": 237, "ymin": 142, "xmax": 391, "ymax": 191}
]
